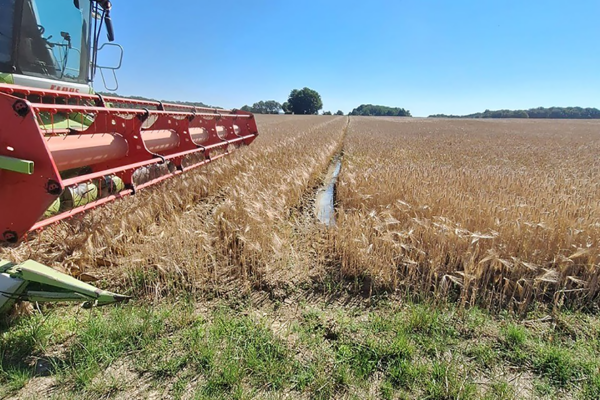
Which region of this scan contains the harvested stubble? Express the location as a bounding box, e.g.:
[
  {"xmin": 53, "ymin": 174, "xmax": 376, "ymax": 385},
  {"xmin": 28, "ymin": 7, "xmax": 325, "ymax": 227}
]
[
  {"xmin": 331, "ymin": 117, "xmax": 600, "ymax": 311},
  {"xmin": 2, "ymin": 115, "xmax": 347, "ymax": 298}
]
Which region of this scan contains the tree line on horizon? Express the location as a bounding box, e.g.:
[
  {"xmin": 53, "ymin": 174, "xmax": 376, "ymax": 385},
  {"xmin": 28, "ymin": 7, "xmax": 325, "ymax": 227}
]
[
  {"xmin": 349, "ymin": 104, "xmax": 411, "ymax": 117},
  {"xmin": 242, "ymin": 88, "xmax": 412, "ymax": 116},
  {"xmin": 429, "ymin": 107, "xmax": 600, "ymax": 119},
  {"xmin": 102, "ymin": 89, "xmax": 414, "ymax": 117},
  {"xmin": 241, "ymin": 88, "xmax": 325, "ymax": 115},
  {"xmin": 100, "ymin": 91, "xmax": 597, "ymax": 120},
  {"xmin": 240, "ymin": 100, "xmax": 282, "ymax": 114}
]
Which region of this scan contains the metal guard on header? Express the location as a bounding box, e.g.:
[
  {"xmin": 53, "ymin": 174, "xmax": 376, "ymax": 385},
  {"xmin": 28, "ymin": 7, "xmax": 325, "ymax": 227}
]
[{"xmin": 0, "ymin": 84, "xmax": 259, "ymax": 244}]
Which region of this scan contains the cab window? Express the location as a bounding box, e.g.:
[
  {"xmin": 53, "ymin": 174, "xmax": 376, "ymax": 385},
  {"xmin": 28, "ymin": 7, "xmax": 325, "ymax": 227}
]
[{"xmin": 18, "ymin": 0, "xmax": 88, "ymax": 83}]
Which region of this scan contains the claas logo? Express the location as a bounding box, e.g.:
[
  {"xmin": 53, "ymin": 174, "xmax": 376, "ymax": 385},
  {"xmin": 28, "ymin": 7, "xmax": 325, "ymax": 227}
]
[{"xmin": 50, "ymin": 85, "xmax": 80, "ymax": 93}]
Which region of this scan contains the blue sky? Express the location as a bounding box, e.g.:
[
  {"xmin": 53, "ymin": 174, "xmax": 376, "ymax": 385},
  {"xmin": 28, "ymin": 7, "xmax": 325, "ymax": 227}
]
[{"xmin": 103, "ymin": 0, "xmax": 599, "ymax": 116}]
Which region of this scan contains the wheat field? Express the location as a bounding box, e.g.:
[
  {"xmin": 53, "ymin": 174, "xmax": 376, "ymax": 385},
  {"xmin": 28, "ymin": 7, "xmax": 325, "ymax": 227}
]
[
  {"xmin": 2, "ymin": 115, "xmax": 599, "ymax": 311},
  {"xmin": 333, "ymin": 117, "xmax": 600, "ymax": 311}
]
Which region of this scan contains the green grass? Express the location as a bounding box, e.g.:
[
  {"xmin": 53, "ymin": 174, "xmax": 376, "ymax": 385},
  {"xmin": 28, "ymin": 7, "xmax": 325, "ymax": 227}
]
[
  {"xmin": 583, "ymin": 373, "xmax": 600, "ymax": 400},
  {"xmin": 502, "ymin": 323, "xmax": 527, "ymax": 347},
  {"xmin": 533, "ymin": 344, "xmax": 583, "ymax": 386},
  {"xmin": 1, "ymin": 298, "xmax": 599, "ymax": 399},
  {"xmin": 482, "ymin": 380, "xmax": 515, "ymax": 400},
  {"xmin": 425, "ymin": 360, "xmax": 476, "ymax": 399}
]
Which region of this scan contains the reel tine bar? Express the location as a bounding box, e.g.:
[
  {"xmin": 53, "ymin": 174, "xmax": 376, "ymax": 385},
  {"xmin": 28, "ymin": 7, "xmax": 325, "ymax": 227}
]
[{"xmin": 0, "ymin": 84, "xmax": 258, "ymax": 243}]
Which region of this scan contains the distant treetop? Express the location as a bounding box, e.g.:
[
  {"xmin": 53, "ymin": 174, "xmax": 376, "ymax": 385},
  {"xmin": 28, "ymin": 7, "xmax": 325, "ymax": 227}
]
[
  {"xmin": 350, "ymin": 104, "xmax": 411, "ymax": 117},
  {"xmin": 287, "ymin": 88, "xmax": 323, "ymax": 115},
  {"xmin": 428, "ymin": 107, "xmax": 600, "ymax": 119}
]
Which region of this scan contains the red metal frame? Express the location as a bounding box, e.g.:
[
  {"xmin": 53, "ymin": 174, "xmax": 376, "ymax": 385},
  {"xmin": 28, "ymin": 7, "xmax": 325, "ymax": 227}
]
[{"xmin": 0, "ymin": 84, "xmax": 258, "ymax": 243}]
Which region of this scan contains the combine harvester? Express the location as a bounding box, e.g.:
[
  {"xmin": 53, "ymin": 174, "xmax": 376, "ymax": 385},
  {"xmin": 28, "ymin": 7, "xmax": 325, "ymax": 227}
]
[{"xmin": 0, "ymin": 0, "xmax": 258, "ymax": 314}]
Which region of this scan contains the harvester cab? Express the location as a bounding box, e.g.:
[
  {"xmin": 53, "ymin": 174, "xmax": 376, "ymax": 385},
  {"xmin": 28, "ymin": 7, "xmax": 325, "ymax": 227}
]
[
  {"xmin": 1, "ymin": 0, "xmax": 119, "ymax": 92},
  {"xmin": 0, "ymin": 0, "xmax": 259, "ymax": 316}
]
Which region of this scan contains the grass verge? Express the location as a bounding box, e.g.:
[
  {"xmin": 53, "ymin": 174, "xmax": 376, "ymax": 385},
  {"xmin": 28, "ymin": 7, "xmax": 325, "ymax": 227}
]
[{"xmin": 1, "ymin": 296, "xmax": 600, "ymax": 399}]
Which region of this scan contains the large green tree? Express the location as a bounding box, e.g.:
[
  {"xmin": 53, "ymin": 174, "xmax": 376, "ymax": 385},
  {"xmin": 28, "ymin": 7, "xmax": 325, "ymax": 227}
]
[{"xmin": 287, "ymin": 87, "xmax": 323, "ymax": 115}]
